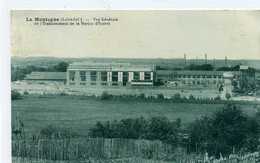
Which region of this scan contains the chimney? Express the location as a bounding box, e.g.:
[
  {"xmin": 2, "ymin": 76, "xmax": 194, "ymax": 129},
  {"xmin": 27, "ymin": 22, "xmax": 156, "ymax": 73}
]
[
  {"xmin": 184, "ymin": 53, "xmax": 187, "ymax": 65},
  {"xmin": 225, "ymin": 56, "xmax": 228, "ymax": 66}
]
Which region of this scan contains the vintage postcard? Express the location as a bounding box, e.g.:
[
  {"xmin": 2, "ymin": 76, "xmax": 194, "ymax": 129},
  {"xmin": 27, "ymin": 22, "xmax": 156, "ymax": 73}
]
[{"xmin": 11, "ymin": 10, "xmax": 260, "ymax": 163}]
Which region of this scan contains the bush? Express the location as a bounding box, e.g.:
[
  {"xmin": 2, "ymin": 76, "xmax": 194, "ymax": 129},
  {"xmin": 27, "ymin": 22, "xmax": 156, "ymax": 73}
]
[
  {"xmin": 145, "ymin": 116, "xmax": 179, "ymax": 144},
  {"xmin": 23, "ymin": 91, "xmax": 29, "ymax": 95},
  {"xmin": 214, "ymin": 96, "xmax": 221, "ymax": 101},
  {"xmin": 89, "ymin": 116, "xmax": 181, "ymax": 145},
  {"xmin": 11, "ymin": 90, "xmax": 22, "ymax": 100},
  {"xmin": 59, "ymin": 92, "xmax": 67, "ymax": 96},
  {"xmin": 172, "ymin": 93, "xmax": 181, "ymax": 101},
  {"xmin": 188, "ymin": 94, "xmax": 195, "ymax": 101},
  {"xmin": 138, "ymin": 93, "xmax": 145, "ymax": 99},
  {"xmin": 225, "ymin": 93, "xmax": 231, "ymax": 100},
  {"xmin": 100, "ymin": 91, "xmax": 112, "ymax": 100},
  {"xmin": 188, "ymin": 104, "xmax": 259, "ymax": 157},
  {"xmin": 39, "ymin": 125, "xmax": 76, "ymax": 139},
  {"xmin": 53, "ymin": 62, "xmax": 69, "ymax": 72},
  {"xmin": 157, "ymin": 93, "xmax": 164, "ymax": 100}
]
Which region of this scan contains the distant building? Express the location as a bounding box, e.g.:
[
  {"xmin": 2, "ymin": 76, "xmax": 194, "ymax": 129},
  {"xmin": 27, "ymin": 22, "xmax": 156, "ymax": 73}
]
[
  {"xmin": 156, "ymin": 70, "xmax": 240, "ymax": 88},
  {"xmin": 239, "ymin": 65, "xmax": 256, "ymax": 91},
  {"xmin": 66, "ymin": 62, "xmax": 155, "ymax": 86},
  {"xmin": 23, "ymin": 63, "xmax": 255, "ymax": 95},
  {"xmin": 24, "ymin": 72, "xmax": 66, "ymax": 84}
]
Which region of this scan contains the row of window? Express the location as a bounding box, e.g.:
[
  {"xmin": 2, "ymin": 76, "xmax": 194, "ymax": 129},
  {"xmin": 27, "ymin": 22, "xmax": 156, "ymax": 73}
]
[
  {"xmin": 179, "ymin": 80, "xmax": 223, "ymax": 85},
  {"xmin": 69, "ymin": 71, "xmax": 152, "ymax": 82},
  {"xmin": 70, "ymin": 81, "xmax": 127, "ymax": 86},
  {"xmin": 160, "ymin": 74, "xmax": 223, "ymax": 79}
]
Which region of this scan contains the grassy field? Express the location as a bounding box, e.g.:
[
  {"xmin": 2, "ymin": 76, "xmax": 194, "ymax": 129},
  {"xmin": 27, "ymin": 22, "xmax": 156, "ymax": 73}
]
[{"xmin": 11, "ymin": 95, "xmax": 259, "ymax": 136}]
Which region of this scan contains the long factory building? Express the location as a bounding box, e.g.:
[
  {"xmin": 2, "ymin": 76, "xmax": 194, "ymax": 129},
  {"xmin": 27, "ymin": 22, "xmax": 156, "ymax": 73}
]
[
  {"xmin": 23, "ymin": 62, "xmax": 254, "ymax": 90},
  {"xmin": 66, "ymin": 62, "xmax": 155, "ymax": 86}
]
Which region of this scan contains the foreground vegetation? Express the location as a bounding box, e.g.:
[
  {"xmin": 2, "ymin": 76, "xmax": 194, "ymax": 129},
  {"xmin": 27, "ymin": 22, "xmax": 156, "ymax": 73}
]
[
  {"xmin": 13, "ymin": 103, "xmax": 260, "ymax": 159},
  {"xmin": 88, "ymin": 104, "xmax": 260, "ymax": 157},
  {"xmin": 12, "ymin": 93, "xmax": 260, "ymax": 157}
]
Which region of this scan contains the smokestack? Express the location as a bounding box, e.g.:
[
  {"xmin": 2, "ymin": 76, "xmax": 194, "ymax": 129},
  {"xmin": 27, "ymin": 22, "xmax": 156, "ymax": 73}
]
[
  {"xmin": 205, "ymin": 53, "xmax": 207, "ymax": 64},
  {"xmin": 184, "ymin": 53, "xmax": 187, "ymax": 65},
  {"xmin": 225, "ymin": 56, "xmax": 228, "ymax": 66}
]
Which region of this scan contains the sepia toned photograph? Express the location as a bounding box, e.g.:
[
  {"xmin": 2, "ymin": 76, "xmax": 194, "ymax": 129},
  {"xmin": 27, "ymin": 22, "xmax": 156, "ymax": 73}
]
[{"xmin": 11, "ymin": 10, "xmax": 260, "ymax": 163}]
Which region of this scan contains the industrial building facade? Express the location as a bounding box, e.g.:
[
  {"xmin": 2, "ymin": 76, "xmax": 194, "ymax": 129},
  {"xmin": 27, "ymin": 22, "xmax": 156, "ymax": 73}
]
[
  {"xmin": 156, "ymin": 70, "xmax": 240, "ymax": 88},
  {"xmin": 66, "ymin": 62, "xmax": 155, "ymax": 86},
  {"xmin": 23, "ymin": 62, "xmax": 254, "ymax": 93}
]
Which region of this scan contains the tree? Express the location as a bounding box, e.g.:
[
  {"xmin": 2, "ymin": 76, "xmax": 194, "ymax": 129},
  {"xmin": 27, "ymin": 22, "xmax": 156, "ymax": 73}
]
[
  {"xmin": 11, "ymin": 90, "xmax": 22, "ymax": 100},
  {"xmin": 53, "ymin": 62, "xmax": 69, "ymax": 72},
  {"xmin": 173, "ymin": 93, "xmax": 181, "ymax": 101},
  {"xmin": 225, "ymin": 93, "xmax": 231, "ymax": 100},
  {"xmin": 216, "ymin": 65, "xmax": 240, "ymax": 71},
  {"xmin": 210, "ymin": 104, "xmax": 253, "ymax": 155},
  {"xmin": 188, "ymin": 116, "xmax": 213, "ymax": 153},
  {"xmin": 157, "ymin": 93, "xmax": 164, "ymax": 100},
  {"xmin": 188, "ymin": 94, "xmax": 196, "ymax": 101},
  {"xmin": 39, "ymin": 125, "xmax": 75, "ymax": 139},
  {"xmin": 100, "ymin": 91, "xmax": 111, "ymax": 100},
  {"xmin": 89, "ymin": 116, "xmax": 180, "ymax": 145},
  {"xmin": 218, "ymin": 85, "xmax": 224, "ymax": 93},
  {"xmin": 145, "ymin": 116, "xmax": 178, "ymax": 144},
  {"xmin": 89, "ymin": 121, "xmax": 106, "ymax": 137},
  {"xmin": 188, "ymin": 104, "xmax": 259, "ymax": 157},
  {"xmin": 185, "ymin": 64, "xmax": 214, "ymax": 71}
]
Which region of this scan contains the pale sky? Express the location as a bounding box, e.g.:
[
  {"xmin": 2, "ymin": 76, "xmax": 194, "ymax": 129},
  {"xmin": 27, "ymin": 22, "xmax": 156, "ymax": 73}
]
[{"xmin": 11, "ymin": 10, "xmax": 260, "ymax": 59}]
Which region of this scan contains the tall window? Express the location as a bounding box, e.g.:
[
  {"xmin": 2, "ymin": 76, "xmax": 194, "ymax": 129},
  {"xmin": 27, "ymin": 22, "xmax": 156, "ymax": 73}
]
[
  {"xmin": 90, "ymin": 71, "xmax": 97, "ymax": 81},
  {"xmin": 123, "ymin": 72, "xmax": 128, "ymax": 86},
  {"xmin": 101, "ymin": 72, "xmax": 107, "ymax": 81},
  {"xmin": 133, "ymin": 72, "xmax": 140, "ymax": 80},
  {"xmin": 69, "ymin": 71, "xmax": 75, "ymax": 81},
  {"xmin": 144, "ymin": 72, "xmax": 151, "ymax": 80},
  {"xmin": 112, "ymin": 72, "xmax": 118, "ymax": 82},
  {"xmin": 80, "ymin": 71, "xmax": 86, "ymax": 81}
]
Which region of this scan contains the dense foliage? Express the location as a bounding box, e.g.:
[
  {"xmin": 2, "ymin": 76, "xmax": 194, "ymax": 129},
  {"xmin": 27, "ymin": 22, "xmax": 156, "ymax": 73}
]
[
  {"xmin": 89, "ymin": 104, "xmax": 260, "ymax": 157},
  {"xmin": 99, "ymin": 91, "xmax": 226, "ymax": 105},
  {"xmin": 188, "ymin": 104, "xmax": 259, "ymax": 156},
  {"xmin": 216, "ymin": 65, "xmax": 241, "ymax": 71},
  {"xmin": 11, "ymin": 90, "xmax": 22, "ymax": 100},
  {"xmin": 39, "ymin": 125, "xmax": 76, "ymax": 139},
  {"xmin": 89, "ymin": 116, "xmax": 182, "ymax": 145},
  {"xmin": 184, "ymin": 64, "xmax": 214, "ymax": 71}
]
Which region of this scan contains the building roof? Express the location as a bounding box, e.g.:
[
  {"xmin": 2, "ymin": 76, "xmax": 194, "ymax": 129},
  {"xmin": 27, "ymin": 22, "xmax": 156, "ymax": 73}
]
[
  {"xmin": 157, "ymin": 70, "xmax": 240, "ymax": 76},
  {"xmin": 24, "ymin": 72, "xmax": 66, "ymax": 80},
  {"xmin": 68, "ymin": 62, "xmax": 155, "ymax": 72}
]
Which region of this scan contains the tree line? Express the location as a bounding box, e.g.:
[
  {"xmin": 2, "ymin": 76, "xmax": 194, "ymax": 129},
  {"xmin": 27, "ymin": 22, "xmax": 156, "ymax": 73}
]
[
  {"xmin": 100, "ymin": 91, "xmax": 233, "ymax": 104},
  {"xmin": 11, "ymin": 61, "xmax": 69, "ymax": 81}
]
